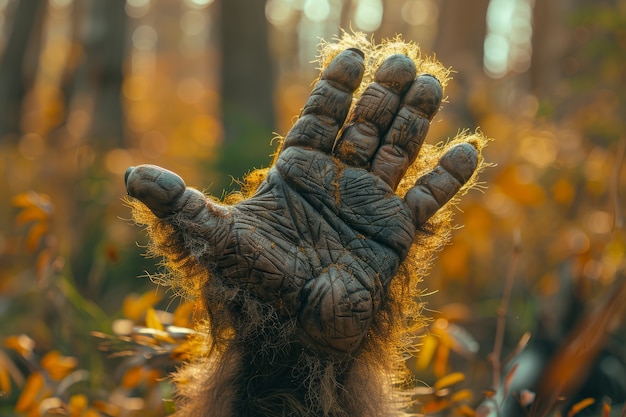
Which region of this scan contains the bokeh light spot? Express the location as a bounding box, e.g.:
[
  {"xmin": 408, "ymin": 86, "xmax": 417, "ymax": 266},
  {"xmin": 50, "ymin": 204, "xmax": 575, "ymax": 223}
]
[
  {"xmin": 176, "ymin": 77, "xmax": 205, "ymax": 104},
  {"xmin": 50, "ymin": 0, "xmax": 72, "ymax": 9},
  {"xmin": 18, "ymin": 134, "xmax": 46, "ymax": 160},
  {"xmin": 354, "ymin": 0, "xmax": 383, "ymax": 32},
  {"xmin": 519, "ymin": 131, "xmax": 558, "ymax": 168},
  {"xmin": 266, "ymin": 0, "xmax": 293, "ymax": 26},
  {"xmin": 105, "ymin": 149, "xmax": 134, "ymax": 176},
  {"xmin": 184, "ymin": 0, "xmax": 214, "ymax": 9},
  {"xmin": 132, "ymin": 25, "xmax": 158, "ymax": 50},
  {"xmin": 401, "ymin": 0, "xmax": 438, "ymax": 26},
  {"xmin": 180, "ymin": 10, "xmax": 206, "ymax": 36},
  {"xmin": 125, "ymin": 0, "xmax": 150, "ymax": 19},
  {"xmin": 303, "ymin": 0, "xmax": 330, "ymax": 22},
  {"xmin": 140, "ymin": 131, "xmax": 168, "ymax": 159},
  {"xmin": 587, "ymin": 210, "xmax": 612, "ymax": 234}
]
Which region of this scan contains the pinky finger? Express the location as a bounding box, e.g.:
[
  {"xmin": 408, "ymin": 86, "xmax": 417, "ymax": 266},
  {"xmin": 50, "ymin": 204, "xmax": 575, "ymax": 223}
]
[{"xmin": 404, "ymin": 143, "xmax": 478, "ymax": 227}]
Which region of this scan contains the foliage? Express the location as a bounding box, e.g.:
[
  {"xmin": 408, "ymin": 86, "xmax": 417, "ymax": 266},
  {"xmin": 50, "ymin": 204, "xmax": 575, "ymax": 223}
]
[{"xmin": 1, "ymin": 1, "xmax": 625, "ymax": 416}]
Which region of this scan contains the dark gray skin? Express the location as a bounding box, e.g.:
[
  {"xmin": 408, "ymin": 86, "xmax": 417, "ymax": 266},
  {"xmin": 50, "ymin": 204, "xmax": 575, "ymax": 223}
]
[{"xmin": 125, "ymin": 48, "xmax": 478, "ymax": 358}]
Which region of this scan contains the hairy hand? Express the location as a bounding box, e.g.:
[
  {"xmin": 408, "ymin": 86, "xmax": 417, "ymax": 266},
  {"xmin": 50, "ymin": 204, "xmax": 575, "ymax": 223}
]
[{"xmin": 125, "ymin": 48, "xmax": 478, "ymax": 358}]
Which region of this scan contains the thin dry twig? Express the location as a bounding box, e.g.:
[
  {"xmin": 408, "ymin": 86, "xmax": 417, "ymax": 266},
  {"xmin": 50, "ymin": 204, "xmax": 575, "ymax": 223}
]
[
  {"xmin": 489, "ymin": 228, "xmax": 522, "ymax": 390},
  {"xmin": 609, "ymin": 136, "xmax": 626, "ymax": 231}
]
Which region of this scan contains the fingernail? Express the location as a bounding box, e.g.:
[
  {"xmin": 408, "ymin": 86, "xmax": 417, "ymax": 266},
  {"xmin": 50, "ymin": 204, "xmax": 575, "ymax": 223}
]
[
  {"xmin": 440, "ymin": 144, "xmax": 479, "ymax": 183},
  {"xmin": 346, "ymin": 47, "xmax": 365, "ymax": 59},
  {"xmin": 406, "ymin": 75, "xmax": 443, "ymax": 120},
  {"xmin": 125, "ymin": 166, "xmax": 135, "ymax": 187}
]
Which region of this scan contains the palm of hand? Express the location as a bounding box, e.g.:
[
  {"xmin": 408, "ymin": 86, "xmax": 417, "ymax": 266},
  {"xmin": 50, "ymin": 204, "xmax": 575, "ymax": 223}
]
[
  {"xmin": 125, "ymin": 48, "xmax": 478, "ymax": 358},
  {"xmin": 229, "ymin": 146, "xmax": 414, "ymax": 355}
]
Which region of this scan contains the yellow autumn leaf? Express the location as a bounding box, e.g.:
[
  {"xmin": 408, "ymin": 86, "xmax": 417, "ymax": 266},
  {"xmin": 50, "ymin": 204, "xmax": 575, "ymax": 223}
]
[
  {"xmin": 11, "ymin": 191, "xmax": 51, "ymax": 209},
  {"xmin": 15, "ymin": 206, "xmax": 49, "ymax": 227},
  {"xmin": 85, "ymin": 408, "xmax": 102, "ymax": 417},
  {"xmin": 68, "ymin": 393, "xmax": 89, "ymax": 416},
  {"xmin": 123, "ymin": 292, "xmax": 162, "ymax": 321},
  {"xmin": 41, "ymin": 351, "xmax": 78, "ymax": 381},
  {"xmin": 567, "ymin": 398, "xmax": 595, "ymax": 417},
  {"xmin": 0, "ymin": 367, "xmax": 11, "ymax": 396},
  {"xmin": 434, "ymin": 372, "xmax": 465, "ymax": 392},
  {"xmin": 423, "ymin": 398, "xmax": 452, "ymax": 414},
  {"xmin": 14, "ymin": 372, "xmax": 45, "ymax": 412},
  {"xmin": 171, "ymin": 340, "xmax": 195, "ymax": 361},
  {"xmin": 25, "ymin": 221, "xmax": 49, "ymax": 253},
  {"xmin": 121, "ymin": 366, "xmax": 143, "ymax": 389},
  {"xmin": 455, "ymin": 403, "xmax": 476, "ymax": 417},
  {"xmin": 602, "ymin": 401, "xmax": 611, "ymax": 417},
  {"xmin": 4, "ymin": 334, "xmax": 35, "ymax": 358},
  {"xmin": 172, "ymin": 301, "xmax": 197, "ymax": 327},
  {"xmin": 144, "ymin": 368, "xmax": 162, "ymax": 387},
  {"xmin": 433, "ymin": 342, "xmax": 450, "ymax": 378},
  {"xmin": 145, "ymin": 307, "xmax": 164, "ymax": 331},
  {"xmin": 416, "ymin": 334, "xmax": 438, "ymax": 370},
  {"xmin": 35, "ymin": 249, "xmax": 53, "ymax": 282},
  {"xmin": 92, "ymin": 400, "xmax": 120, "ymax": 416},
  {"xmin": 451, "ymin": 389, "xmax": 473, "ymax": 404}
]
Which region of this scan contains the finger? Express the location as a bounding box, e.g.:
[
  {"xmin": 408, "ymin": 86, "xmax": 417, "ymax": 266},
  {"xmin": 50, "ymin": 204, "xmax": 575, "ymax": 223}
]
[
  {"xmin": 126, "ymin": 165, "xmax": 232, "ymax": 271},
  {"xmin": 371, "ymin": 74, "xmax": 443, "ymax": 189},
  {"xmin": 404, "ymin": 143, "xmax": 478, "ymax": 227},
  {"xmin": 125, "ymin": 165, "xmax": 187, "ymax": 218},
  {"xmin": 334, "ymin": 54, "xmax": 416, "ymax": 167},
  {"xmin": 281, "ymin": 48, "xmax": 365, "ymax": 153},
  {"xmin": 125, "ymin": 164, "xmax": 230, "ymax": 231}
]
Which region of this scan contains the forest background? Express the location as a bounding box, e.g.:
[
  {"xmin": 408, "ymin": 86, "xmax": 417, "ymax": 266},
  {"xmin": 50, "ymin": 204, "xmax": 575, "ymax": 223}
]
[{"xmin": 0, "ymin": 0, "xmax": 625, "ymax": 416}]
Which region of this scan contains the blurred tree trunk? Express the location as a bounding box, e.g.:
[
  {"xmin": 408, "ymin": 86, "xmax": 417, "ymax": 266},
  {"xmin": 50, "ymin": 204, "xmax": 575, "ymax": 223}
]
[
  {"xmin": 433, "ymin": 0, "xmax": 489, "ymax": 127},
  {"xmin": 58, "ymin": 0, "xmax": 128, "ymax": 292},
  {"xmin": 216, "ymin": 0, "xmax": 276, "ymax": 190},
  {"xmin": 0, "ymin": 0, "xmax": 46, "ymax": 142},
  {"xmin": 434, "ymin": 0, "xmax": 489, "ymax": 73},
  {"xmin": 374, "ymin": 0, "xmax": 403, "ymax": 40},
  {"xmin": 219, "ymin": 0, "xmax": 275, "ymax": 137},
  {"xmin": 529, "ymin": 0, "xmax": 569, "ymax": 99},
  {"xmin": 339, "ymin": 0, "xmax": 354, "ymax": 30},
  {"xmin": 82, "ymin": 0, "xmax": 128, "ymax": 148}
]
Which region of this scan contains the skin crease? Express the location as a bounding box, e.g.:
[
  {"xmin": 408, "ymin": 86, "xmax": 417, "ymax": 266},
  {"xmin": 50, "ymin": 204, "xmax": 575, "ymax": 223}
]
[{"xmin": 125, "ymin": 48, "xmax": 479, "ymax": 416}]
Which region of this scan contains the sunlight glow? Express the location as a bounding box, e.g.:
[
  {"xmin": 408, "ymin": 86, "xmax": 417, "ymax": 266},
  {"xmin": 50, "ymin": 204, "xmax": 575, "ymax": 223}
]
[
  {"xmin": 50, "ymin": 0, "xmax": 73, "ymax": 8},
  {"xmin": 265, "ymin": 0, "xmax": 293, "ymax": 26},
  {"xmin": 126, "ymin": 0, "xmax": 150, "ymax": 19},
  {"xmin": 484, "ymin": 0, "xmax": 534, "ymax": 78},
  {"xmin": 184, "ymin": 0, "xmax": 214, "ymax": 9},
  {"xmin": 303, "ymin": 0, "xmax": 330, "ymax": 22},
  {"xmin": 127, "ymin": 0, "xmax": 149, "ymax": 7},
  {"xmin": 180, "ymin": 10, "xmax": 206, "ymax": 36},
  {"xmin": 401, "ymin": 0, "xmax": 438, "ymax": 26},
  {"xmin": 353, "ymin": 0, "xmax": 383, "ymax": 32},
  {"xmin": 132, "ymin": 25, "xmax": 158, "ymax": 51}
]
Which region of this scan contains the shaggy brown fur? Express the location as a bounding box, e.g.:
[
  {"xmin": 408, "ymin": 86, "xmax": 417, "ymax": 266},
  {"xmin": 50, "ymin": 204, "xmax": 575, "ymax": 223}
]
[{"xmin": 127, "ymin": 33, "xmax": 488, "ymax": 417}]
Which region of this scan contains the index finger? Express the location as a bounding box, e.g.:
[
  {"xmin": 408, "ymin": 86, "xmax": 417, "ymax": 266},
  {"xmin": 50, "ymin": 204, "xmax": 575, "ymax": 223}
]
[{"xmin": 281, "ymin": 48, "xmax": 365, "ymax": 154}]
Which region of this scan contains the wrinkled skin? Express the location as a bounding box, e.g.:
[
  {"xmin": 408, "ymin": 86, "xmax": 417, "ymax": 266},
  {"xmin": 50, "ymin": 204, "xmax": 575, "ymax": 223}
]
[{"xmin": 125, "ymin": 48, "xmax": 478, "ymax": 358}]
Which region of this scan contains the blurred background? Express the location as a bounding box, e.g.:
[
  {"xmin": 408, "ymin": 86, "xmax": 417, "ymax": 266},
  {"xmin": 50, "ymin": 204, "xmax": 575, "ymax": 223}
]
[{"xmin": 0, "ymin": 0, "xmax": 625, "ymax": 416}]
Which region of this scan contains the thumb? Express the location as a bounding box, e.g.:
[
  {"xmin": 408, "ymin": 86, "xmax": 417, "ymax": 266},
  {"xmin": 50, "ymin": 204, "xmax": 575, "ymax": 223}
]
[
  {"xmin": 125, "ymin": 165, "xmax": 186, "ymax": 218},
  {"xmin": 125, "ymin": 164, "xmax": 232, "ymax": 251}
]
